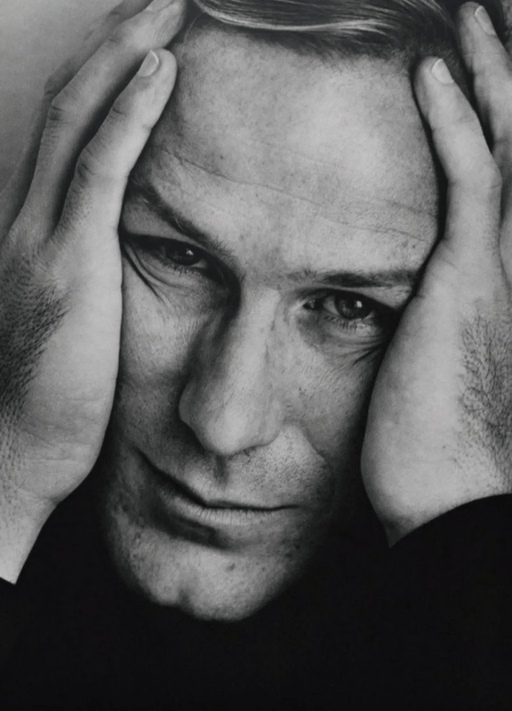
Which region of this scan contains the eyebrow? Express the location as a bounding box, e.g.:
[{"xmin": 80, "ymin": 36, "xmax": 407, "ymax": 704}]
[
  {"xmin": 126, "ymin": 175, "xmax": 421, "ymax": 291},
  {"xmin": 126, "ymin": 175, "xmax": 237, "ymax": 265},
  {"xmin": 290, "ymin": 267, "xmax": 419, "ymax": 290}
]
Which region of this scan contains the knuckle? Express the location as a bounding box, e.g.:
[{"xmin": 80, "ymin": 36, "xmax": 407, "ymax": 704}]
[
  {"xmin": 105, "ymin": 24, "xmax": 132, "ymax": 50},
  {"xmin": 46, "ymin": 100, "xmax": 69, "ymax": 128},
  {"xmin": 83, "ymin": 14, "xmax": 104, "ymax": 42},
  {"xmin": 105, "ymin": 15, "xmax": 145, "ymax": 52},
  {"xmin": 457, "ymin": 161, "xmax": 502, "ymax": 197},
  {"xmin": 108, "ymin": 6, "xmax": 127, "ymax": 23},
  {"xmin": 47, "ymin": 86, "xmax": 80, "ymax": 126},
  {"xmin": 43, "ymin": 65, "xmax": 72, "ymax": 105},
  {"xmin": 105, "ymin": 82, "xmax": 145, "ymax": 129},
  {"xmin": 432, "ymin": 107, "xmax": 478, "ymax": 138},
  {"xmin": 74, "ymin": 145, "xmax": 103, "ymax": 185},
  {"xmin": 453, "ymin": 110, "xmax": 481, "ymax": 132},
  {"xmin": 480, "ymin": 163, "xmax": 502, "ymax": 193},
  {"xmin": 462, "ymin": 148, "xmax": 502, "ymax": 191},
  {"xmin": 43, "ymin": 75, "xmax": 61, "ymax": 102},
  {"xmin": 109, "ymin": 97, "xmax": 131, "ymax": 124}
]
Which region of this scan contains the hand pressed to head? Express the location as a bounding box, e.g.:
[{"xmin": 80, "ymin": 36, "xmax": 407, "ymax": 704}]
[{"xmin": 2, "ymin": 0, "xmax": 512, "ymax": 623}]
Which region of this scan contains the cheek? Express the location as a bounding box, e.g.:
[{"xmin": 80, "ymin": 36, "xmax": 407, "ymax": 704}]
[
  {"xmin": 278, "ymin": 326, "xmax": 384, "ymax": 472},
  {"xmin": 112, "ymin": 267, "xmax": 209, "ymax": 438},
  {"xmin": 279, "ymin": 345, "xmax": 383, "ymax": 536}
]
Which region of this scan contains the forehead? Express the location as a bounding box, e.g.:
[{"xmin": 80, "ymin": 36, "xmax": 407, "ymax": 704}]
[{"xmin": 133, "ymin": 25, "xmax": 439, "ymax": 274}]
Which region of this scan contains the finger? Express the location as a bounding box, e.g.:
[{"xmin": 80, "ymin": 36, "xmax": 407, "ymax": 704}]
[
  {"xmin": 55, "ymin": 49, "xmax": 176, "ymax": 253},
  {"xmin": 457, "ymin": 3, "xmax": 512, "ymax": 270},
  {"xmin": 48, "ymin": 0, "xmax": 155, "ymax": 96},
  {"xmin": 64, "ymin": 0, "xmax": 162, "ymax": 84},
  {"xmin": 0, "ymin": 0, "xmax": 155, "ymax": 237},
  {"xmin": 25, "ymin": 0, "xmax": 185, "ymax": 228},
  {"xmin": 414, "ymin": 57, "xmax": 501, "ymax": 279},
  {"xmin": 103, "ymin": 0, "xmax": 155, "ymax": 24},
  {"xmin": 457, "ymin": 3, "xmax": 512, "ymax": 180}
]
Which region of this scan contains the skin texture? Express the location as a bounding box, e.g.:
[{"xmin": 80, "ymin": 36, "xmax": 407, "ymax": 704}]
[
  {"xmin": 0, "ymin": 0, "xmax": 185, "ymax": 581},
  {"xmin": 2, "ymin": 0, "xmax": 512, "ymax": 628},
  {"xmin": 98, "ymin": 26, "xmax": 439, "ymax": 620},
  {"xmin": 362, "ymin": 4, "xmax": 512, "ymax": 541}
]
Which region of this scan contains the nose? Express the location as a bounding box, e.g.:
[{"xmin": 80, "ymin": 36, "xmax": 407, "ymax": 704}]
[{"xmin": 179, "ymin": 299, "xmax": 284, "ymax": 457}]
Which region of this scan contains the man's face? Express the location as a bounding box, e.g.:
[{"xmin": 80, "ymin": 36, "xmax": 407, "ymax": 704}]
[{"xmin": 98, "ymin": 26, "xmax": 438, "ymax": 620}]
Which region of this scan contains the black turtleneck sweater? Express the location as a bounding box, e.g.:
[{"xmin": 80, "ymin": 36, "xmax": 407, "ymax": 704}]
[{"xmin": 1, "ymin": 489, "xmax": 512, "ymax": 711}]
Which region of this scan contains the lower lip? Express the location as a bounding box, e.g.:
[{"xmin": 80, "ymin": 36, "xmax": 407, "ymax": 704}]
[{"xmin": 148, "ymin": 462, "xmax": 288, "ymax": 529}]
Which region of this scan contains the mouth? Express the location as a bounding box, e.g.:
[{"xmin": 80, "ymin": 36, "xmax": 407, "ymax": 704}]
[{"xmin": 144, "ymin": 454, "xmax": 293, "ymax": 528}]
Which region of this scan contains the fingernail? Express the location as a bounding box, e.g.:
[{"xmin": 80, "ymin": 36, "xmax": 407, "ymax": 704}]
[
  {"xmin": 475, "ymin": 5, "xmax": 497, "ymax": 36},
  {"xmin": 431, "ymin": 58, "xmax": 454, "ymax": 85},
  {"xmin": 138, "ymin": 50, "xmax": 160, "ymax": 77},
  {"xmin": 147, "ymin": 0, "xmax": 175, "ymax": 10}
]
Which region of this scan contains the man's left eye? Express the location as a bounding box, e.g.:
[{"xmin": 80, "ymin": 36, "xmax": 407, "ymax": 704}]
[
  {"xmin": 303, "ymin": 291, "xmax": 397, "ymax": 339},
  {"xmin": 305, "ymin": 293, "xmax": 374, "ymax": 322}
]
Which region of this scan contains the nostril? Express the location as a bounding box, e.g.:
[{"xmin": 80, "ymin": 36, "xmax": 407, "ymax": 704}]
[{"xmin": 172, "ymin": 415, "xmax": 206, "ymax": 454}]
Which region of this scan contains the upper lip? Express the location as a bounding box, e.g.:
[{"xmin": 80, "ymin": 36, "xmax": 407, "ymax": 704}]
[{"xmin": 146, "ymin": 455, "xmax": 289, "ymax": 512}]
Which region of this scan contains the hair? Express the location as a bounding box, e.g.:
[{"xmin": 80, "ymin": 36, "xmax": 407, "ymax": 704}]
[{"xmin": 185, "ymin": 0, "xmax": 508, "ymax": 89}]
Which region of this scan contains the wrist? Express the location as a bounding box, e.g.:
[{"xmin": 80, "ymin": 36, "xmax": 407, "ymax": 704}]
[{"xmin": 0, "ymin": 491, "xmax": 55, "ymax": 583}]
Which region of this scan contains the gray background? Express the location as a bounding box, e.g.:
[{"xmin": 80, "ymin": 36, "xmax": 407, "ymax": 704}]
[{"xmin": 0, "ymin": 0, "xmax": 118, "ymax": 189}]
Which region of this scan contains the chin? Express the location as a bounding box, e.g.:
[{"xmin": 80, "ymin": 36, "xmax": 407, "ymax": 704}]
[
  {"xmin": 101, "ymin": 508, "xmax": 320, "ymax": 621},
  {"xmin": 138, "ymin": 549, "xmax": 295, "ymax": 622}
]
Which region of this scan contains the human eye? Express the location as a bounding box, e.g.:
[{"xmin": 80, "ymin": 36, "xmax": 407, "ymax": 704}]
[
  {"xmin": 303, "ymin": 291, "xmax": 397, "ymax": 338},
  {"xmin": 120, "ymin": 231, "xmax": 222, "ymax": 284}
]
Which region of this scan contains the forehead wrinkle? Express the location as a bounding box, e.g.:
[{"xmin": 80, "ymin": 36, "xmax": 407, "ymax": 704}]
[
  {"xmin": 178, "ymin": 150, "xmax": 317, "ymax": 203},
  {"xmin": 146, "ymin": 142, "xmax": 436, "ymax": 245},
  {"xmin": 160, "ymin": 27, "xmax": 439, "ymax": 223},
  {"xmin": 153, "ymin": 131, "xmax": 436, "ymax": 214},
  {"xmin": 237, "ymin": 132, "xmax": 436, "ymax": 216},
  {"xmin": 310, "ymin": 210, "xmax": 435, "ymax": 244}
]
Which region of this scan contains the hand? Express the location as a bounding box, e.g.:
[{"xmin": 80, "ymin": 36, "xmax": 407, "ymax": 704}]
[
  {"xmin": 0, "ymin": 0, "xmax": 172, "ymax": 235},
  {"xmin": 0, "ymin": 0, "xmax": 185, "ymax": 581},
  {"xmin": 362, "ymin": 3, "xmax": 512, "ymax": 544}
]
